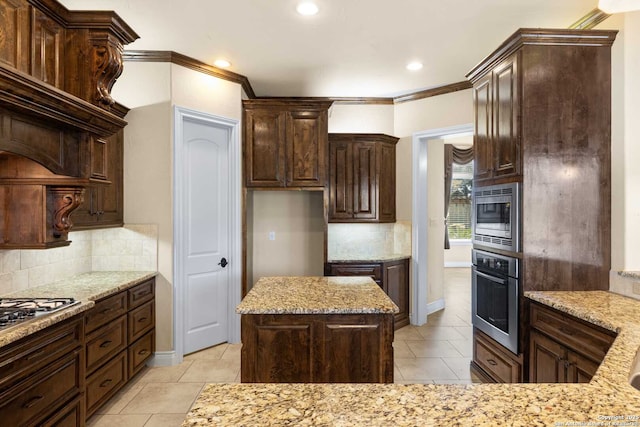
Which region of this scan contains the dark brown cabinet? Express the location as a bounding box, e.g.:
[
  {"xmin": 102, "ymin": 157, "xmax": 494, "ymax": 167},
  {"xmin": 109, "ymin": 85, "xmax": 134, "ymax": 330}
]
[
  {"xmin": 73, "ymin": 128, "xmax": 124, "ymax": 230},
  {"xmin": 471, "ymin": 328, "xmax": 523, "ymax": 383},
  {"xmin": 325, "ymin": 257, "xmax": 409, "ymax": 329},
  {"xmin": 85, "ymin": 278, "xmax": 155, "ymax": 418},
  {"xmin": 328, "ymin": 133, "xmax": 397, "ymax": 223},
  {"xmin": 0, "ymin": 315, "xmax": 85, "ymax": 426},
  {"xmin": 241, "ymin": 313, "xmax": 394, "ymax": 383},
  {"xmin": 528, "ymin": 301, "xmax": 615, "ymax": 384},
  {"xmin": 243, "ymin": 99, "xmax": 332, "ymax": 189}
]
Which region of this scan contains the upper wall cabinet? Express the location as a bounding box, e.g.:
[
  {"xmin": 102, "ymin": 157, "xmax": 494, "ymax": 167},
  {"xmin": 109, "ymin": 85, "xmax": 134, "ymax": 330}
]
[
  {"xmin": 328, "ymin": 133, "xmax": 397, "ymax": 223},
  {"xmin": 243, "ymin": 99, "xmax": 333, "ymax": 189},
  {"xmin": 471, "ymin": 53, "xmax": 520, "ymax": 184}
]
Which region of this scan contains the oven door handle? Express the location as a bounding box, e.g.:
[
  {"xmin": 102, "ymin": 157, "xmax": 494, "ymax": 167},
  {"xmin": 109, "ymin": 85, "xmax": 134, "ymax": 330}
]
[{"xmin": 474, "ymin": 269, "xmax": 508, "ymax": 285}]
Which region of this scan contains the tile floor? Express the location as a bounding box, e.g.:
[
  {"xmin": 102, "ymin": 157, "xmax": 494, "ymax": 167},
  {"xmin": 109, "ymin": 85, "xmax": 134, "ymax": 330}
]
[{"xmin": 88, "ymin": 268, "xmax": 478, "ymax": 427}]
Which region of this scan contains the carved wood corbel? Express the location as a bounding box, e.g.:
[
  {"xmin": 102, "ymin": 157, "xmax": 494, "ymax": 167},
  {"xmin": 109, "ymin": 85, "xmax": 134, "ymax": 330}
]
[
  {"xmin": 49, "ymin": 187, "xmax": 84, "ymax": 238},
  {"xmin": 91, "ymin": 32, "xmax": 124, "ymax": 109}
]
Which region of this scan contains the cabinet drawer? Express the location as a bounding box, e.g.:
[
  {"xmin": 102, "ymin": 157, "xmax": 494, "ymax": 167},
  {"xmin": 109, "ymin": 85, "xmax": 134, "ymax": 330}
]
[
  {"xmin": 473, "ymin": 330, "xmax": 521, "ymax": 383},
  {"xmin": 129, "ymin": 330, "xmax": 155, "ymax": 378},
  {"xmin": 86, "ymin": 315, "xmax": 127, "ymax": 374},
  {"xmin": 0, "ymin": 349, "xmax": 82, "ymax": 426},
  {"xmin": 86, "ymin": 350, "xmax": 127, "ymax": 417},
  {"xmin": 128, "ymin": 278, "xmax": 155, "ymax": 309},
  {"xmin": 85, "ymin": 291, "xmax": 127, "ymax": 333},
  {"xmin": 41, "ymin": 395, "xmax": 83, "ymax": 427},
  {"xmin": 128, "ymin": 300, "xmax": 154, "ymax": 342},
  {"xmin": 530, "ymin": 302, "xmax": 615, "ymax": 362},
  {"xmin": 327, "ymin": 264, "xmax": 382, "ymax": 281},
  {"xmin": 0, "ymin": 316, "xmax": 82, "ymax": 391}
]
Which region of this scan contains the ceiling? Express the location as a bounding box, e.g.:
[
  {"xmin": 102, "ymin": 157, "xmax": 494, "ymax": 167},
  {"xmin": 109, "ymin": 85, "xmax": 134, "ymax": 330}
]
[{"xmin": 58, "ymin": 0, "xmax": 599, "ymax": 98}]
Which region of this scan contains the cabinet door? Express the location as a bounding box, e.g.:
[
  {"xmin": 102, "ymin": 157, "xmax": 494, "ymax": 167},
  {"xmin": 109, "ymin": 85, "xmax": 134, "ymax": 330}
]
[
  {"xmin": 529, "ymin": 330, "xmax": 566, "ymax": 383},
  {"xmin": 329, "ymin": 139, "xmax": 354, "ymax": 220},
  {"xmin": 566, "ymin": 350, "xmax": 598, "ymax": 383},
  {"xmin": 244, "ymin": 109, "xmax": 286, "ymax": 187},
  {"xmin": 473, "ymin": 74, "xmax": 493, "ymax": 181},
  {"xmin": 493, "ymin": 54, "xmax": 520, "ymax": 178},
  {"xmin": 377, "ymin": 142, "xmax": 396, "ymax": 222},
  {"xmin": 286, "ymin": 110, "xmax": 327, "ymax": 187},
  {"xmin": 384, "ymin": 259, "xmax": 409, "ymax": 329},
  {"xmin": 352, "ymin": 142, "xmax": 377, "ymax": 220},
  {"xmin": 32, "ymin": 9, "xmax": 64, "ymax": 88}
]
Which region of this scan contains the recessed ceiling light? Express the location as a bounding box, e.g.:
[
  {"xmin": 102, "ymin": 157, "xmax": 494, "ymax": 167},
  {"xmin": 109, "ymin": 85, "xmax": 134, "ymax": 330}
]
[
  {"xmin": 406, "ymin": 62, "xmax": 423, "ymax": 71},
  {"xmin": 297, "ymin": 2, "xmax": 319, "ymax": 16},
  {"xmin": 214, "ymin": 59, "xmax": 231, "ymax": 68}
]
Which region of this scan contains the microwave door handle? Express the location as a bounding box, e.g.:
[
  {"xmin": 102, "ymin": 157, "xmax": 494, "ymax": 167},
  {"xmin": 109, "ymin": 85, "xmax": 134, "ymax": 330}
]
[{"xmin": 474, "ymin": 270, "xmax": 508, "ymax": 286}]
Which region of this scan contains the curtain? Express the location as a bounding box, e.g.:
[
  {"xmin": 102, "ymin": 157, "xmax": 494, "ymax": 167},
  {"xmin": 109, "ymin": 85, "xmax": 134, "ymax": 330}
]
[{"xmin": 444, "ymin": 145, "xmax": 474, "ymax": 249}]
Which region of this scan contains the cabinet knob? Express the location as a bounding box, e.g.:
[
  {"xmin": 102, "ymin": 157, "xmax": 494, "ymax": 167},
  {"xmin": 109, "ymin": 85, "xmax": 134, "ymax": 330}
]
[{"xmin": 218, "ymin": 258, "xmax": 228, "ymax": 268}]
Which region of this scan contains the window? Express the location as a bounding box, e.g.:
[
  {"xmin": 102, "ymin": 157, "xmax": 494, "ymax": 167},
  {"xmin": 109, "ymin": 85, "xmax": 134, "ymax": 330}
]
[{"xmin": 447, "ymin": 161, "xmax": 473, "ymax": 240}]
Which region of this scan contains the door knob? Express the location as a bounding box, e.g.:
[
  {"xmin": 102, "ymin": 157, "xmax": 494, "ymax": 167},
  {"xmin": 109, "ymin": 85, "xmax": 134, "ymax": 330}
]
[{"xmin": 218, "ymin": 258, "xmax": 228, "ymax": 268}]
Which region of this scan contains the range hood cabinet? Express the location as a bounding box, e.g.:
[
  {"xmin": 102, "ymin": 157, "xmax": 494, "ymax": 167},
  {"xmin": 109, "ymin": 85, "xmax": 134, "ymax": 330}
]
[{"xmin": 0, "ymin": 0, "xmax": 138, "ymax": 248}]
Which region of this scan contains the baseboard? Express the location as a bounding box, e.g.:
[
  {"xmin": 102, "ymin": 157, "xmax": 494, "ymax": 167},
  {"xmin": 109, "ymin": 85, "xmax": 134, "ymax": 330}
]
[
  {"xmin": 445, "ymin": 262, "xmax": 471, "ymax": 268},
  {"xmin": 148, "ymin": 351, "xmax": 181, "ymax": 367},
  {"xmin": 426, "ymin": 298, "xmax": 445, "ymax": 315}
]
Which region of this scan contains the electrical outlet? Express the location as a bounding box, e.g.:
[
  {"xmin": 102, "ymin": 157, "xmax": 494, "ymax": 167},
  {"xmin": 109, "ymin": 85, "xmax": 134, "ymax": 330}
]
[{"xmin": 268, "ymin": 231, "xmax": 276, "ymax": 241}]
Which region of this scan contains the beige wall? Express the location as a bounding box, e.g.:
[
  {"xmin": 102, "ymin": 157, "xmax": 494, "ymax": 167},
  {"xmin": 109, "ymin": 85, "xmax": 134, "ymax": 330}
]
[
  {"xmin": 248, "ymin": 191, "xmax": 324, "ymax": 288},
  {"xmin": 112, "ymin": 62, "xmax": 243, "ymax": 352},
  {"xmin": 328, "ymin": 104, "xmax": 394, "ymax": 134}
]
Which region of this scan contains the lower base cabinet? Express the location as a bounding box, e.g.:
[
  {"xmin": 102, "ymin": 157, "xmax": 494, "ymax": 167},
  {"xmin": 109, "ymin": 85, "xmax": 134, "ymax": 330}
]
[
  {"xmin": 528, "ymin": 301, "xmax": 615, "ymax": 384},
  {"xmin": 325, "ymin": 258, "xmax": 410, "ymax": 329},
  {"xmin": 472, "ymin": 328, "xmax": 523, "ymax": 383},
  {"xmin": 241, "ymin": 313, "xmax": 394, "ymax": 383}
]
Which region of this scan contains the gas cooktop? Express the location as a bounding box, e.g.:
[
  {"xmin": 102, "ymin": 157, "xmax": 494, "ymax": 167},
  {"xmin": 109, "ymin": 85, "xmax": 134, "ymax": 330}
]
[{"xmin": 0, "ymin": 297, "xmax": 80, "ymax": 329}]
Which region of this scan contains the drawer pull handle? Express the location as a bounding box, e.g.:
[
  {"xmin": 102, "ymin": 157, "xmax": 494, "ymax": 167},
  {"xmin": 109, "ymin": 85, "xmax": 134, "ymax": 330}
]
[
  {"xmin": 100, "ymin": 340, "xmax": 113, "ymax": 348},
  {"xmin": 136, "ymin": 290, "xmax": 151, "ymax": 298},
  {"xmin": 23, "ymin": 395, "xmax": 44, "ymax": 408},
  {"xmin": 138, "ymin": 349, "xmax": 149, "ymax": 356},
  {"xmin": 559, "ymin": 326, "xmax": 574, "ymax": 335},
  {"xmin": 100, "ymin": 379, "xmax": 113, "ymax": 388},
  {"xmin": 138, "ymin": 317, "xmax": 148, "ymax": 323},
  {"xmin": 487, "ymin": 359, "xmax": 498, "ymax": 366},
  {"xmin": 101, "ymin": 307, "xmax": 115, "ymax": 315},
  {"xmin": 26, "ymin": 348, "xmax": 47, "ymax": 361}
]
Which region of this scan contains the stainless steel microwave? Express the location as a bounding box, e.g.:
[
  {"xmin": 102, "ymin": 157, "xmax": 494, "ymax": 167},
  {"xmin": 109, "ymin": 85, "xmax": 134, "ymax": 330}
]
[{"xmin": 472, "ymin": 182, "xmax": 520, "ymax": 252}]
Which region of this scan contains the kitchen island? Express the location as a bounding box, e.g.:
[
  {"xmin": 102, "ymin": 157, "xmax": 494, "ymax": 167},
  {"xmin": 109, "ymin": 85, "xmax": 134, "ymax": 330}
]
[
  {"xmin": 186, "ymin": 290, "xmax": 640, "ymax": 426},
  {"xmin": 237, "ymin": 276, "xmax": 398, "ymax": 383}
]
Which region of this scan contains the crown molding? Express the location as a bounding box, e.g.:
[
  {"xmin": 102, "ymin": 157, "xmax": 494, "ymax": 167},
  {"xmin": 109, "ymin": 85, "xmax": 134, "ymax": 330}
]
[
  {"xmin": 569, "ymin": 8, "xmax": 611, "ymax": 29},
  {"xmin": 393, "ymin": 81, "xmax": 473, "ymax": 104},
  {"xmin": 255, "ymin": 96, "xmax": 393, "ymax": 105},
  {"xmin": 123, "ymin": 50, "xmax": 256, "ymax": 98}
]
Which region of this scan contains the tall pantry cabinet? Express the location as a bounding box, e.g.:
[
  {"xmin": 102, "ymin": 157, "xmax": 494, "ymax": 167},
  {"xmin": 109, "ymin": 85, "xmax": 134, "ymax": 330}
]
[{"xmin": 467, "ymin": 28, "xmax": 617, "ymax": 383}]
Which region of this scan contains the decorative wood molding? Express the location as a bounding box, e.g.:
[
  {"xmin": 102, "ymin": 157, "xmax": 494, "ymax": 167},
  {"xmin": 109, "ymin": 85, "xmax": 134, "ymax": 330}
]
[
  {"xmin": 91, "ymin": 33, "xmax": 125, "ymax": 107},
  {"xmin": 256, "ymin": 96, "xmax": 393, "ymax": 105},
  {"xmin": 393, "ymin": 81, "xmax": 473, "ymax": 104},
  {"xmin": 123, "ymin": 50, "xmax": 257, "ymax": 99},
  {"xmin": 0, "ymin": 63, "xmax": 128, "ymax": 136},
  {"xmin": 569, "ymin": 8, "xmax": 611, "ymax": 30},
  {"xmin": 49, "ymin": 187, "xmax": 84, "ymax": 237},
  {"xmin": 466, "ymin": 28, "xmax": 618, "ymax": 83}
]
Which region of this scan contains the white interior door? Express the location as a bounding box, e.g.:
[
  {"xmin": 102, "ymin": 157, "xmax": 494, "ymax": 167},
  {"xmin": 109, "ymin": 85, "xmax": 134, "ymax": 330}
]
[{"xmin": 182, "ymin": 117, "xmax": 230, "ymax": 354}]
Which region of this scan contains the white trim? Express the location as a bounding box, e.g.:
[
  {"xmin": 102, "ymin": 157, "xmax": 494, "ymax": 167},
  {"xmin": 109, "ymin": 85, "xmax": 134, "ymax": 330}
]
[
  {"xmin": 173, "ymin": 106, "xmax": 242, "ymax": 365},
  {"xmin": 411, "ymin": 124, "xmax": 473, "ymax": 326},
  {"xmin": 445, "ymin": 262, "xmax": 472, "ymax": 268},
  {"xmin": 426, "ymin": 298, "xmax": 446, "ymax": 315},
  {"xmin": 147, "ymin": 351, "xmax": 180, "ymax": 367}
]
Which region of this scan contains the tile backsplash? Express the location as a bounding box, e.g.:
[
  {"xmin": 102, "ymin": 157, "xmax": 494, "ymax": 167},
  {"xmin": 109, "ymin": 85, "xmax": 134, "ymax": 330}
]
[
  {"xmin": 0, "ymin": 224, "xmax": 158, "ymax": 295},
  {"xmin": 328, "ymin": 220, "xmax": 412, "ymax": 259},
  {"xmin": 610, "ymin": 271, "xmax": 640, "ymax": 300}
]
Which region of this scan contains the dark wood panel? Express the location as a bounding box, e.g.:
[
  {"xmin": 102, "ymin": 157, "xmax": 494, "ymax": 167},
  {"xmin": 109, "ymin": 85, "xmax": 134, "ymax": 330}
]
[
  {"xmin": 41, "ymin": 395, "xmax": 84, "ymax": 427},
  {"xmin": 128, "ymin": 278, "xmax": 155, "ymax": 308},
  {"xmin": 286, "ymin": 109, "xmax": 327, "ymax": 187},
  {"xmin": 473, "ymin": 75, "xmax": 493, "ymax": 182},
  {"xmin": 128, "ymin": 330, "xmax": 154, "ymax": 378},
  {"xmin": 473, "ymin": 329, "xmax": 523, "ymax": 383},
  {"xmin": 377, "ymin": 142, "xmax": 396, "ymax": 222},
  {"xmin": 384, "ymin": 259, "xmax": 409, "ymax": 329},
  {"xmin": 352, "ymin": 141, "xmax": 376, "ymax": 220},
  {"xmin": 0, "ymin": 0, "xmax": 30, "ymax": 72},
  {"xmin": 85, "ymin": 291, "xmax": 127, "ymax": 333},
  {"xmin": 328, "ymin": 139, "xmax": 353, "ymax": 220},
  {"xmin": 493, "ymin": 54, "xmax": 520, "ymax": 178},
  {"xmin": 86, "ymin": 315, "xmax": 127, "ymax": 374},
  {"xmin": 567, "ymin": 350, "xmax": 598, "ymax": 383},
  {"xmin": 244, "ymin": 109, "xmax": 286, "ymax": 187},
  {"xmin": 86, "ymin": 350, "xmax": 127, "ymax": 418},
  {"xmin": 128, "ymin": 300, "xmax": 154, "ymax": 343},
  {"xmin": 529, "ymin": 330, "xmax": 565, "ymax": 383}
]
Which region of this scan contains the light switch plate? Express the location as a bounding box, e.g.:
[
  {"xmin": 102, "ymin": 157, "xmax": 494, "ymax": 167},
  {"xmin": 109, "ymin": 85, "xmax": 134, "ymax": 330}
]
[{"xmin": 268, "ymin": 231, "xmax": 276, "ymax": 241}]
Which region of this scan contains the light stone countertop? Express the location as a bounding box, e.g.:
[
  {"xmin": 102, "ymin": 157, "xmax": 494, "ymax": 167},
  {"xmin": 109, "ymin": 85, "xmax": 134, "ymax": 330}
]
[
  {"xmin": 236, "ymin": 276, "xmax": 399, "ymax": 315},
  {"xmin": 186, "ymin": 290, "xmax": 640, "ymax": 426},
  {"xmin": 326, "ymin": 254, "xmax": 411, "ymax": 263},
  {"xmin": 0, "ymin": 271, "xmax": 156, "ymax": 348}
]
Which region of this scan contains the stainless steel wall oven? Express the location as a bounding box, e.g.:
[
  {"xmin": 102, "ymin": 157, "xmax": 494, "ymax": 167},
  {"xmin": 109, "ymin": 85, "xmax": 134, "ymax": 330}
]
[
  {"xmin": 472, "ymin": 249, "xmax": 520, "ymax": 354},
  {"xmin": 472, "ymin": 182, "xmax": 520, "ymax": 253}
]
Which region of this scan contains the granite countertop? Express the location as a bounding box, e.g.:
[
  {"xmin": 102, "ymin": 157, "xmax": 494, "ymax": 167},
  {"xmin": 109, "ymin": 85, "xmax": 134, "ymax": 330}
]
[
  {"xmin": 0, "ymin": 271, "xmax": 156, "ymax": 348},
  {"xmin": 186, "ymin": 290, "xmax": 640, "ymax": 426},
  {"xmin": 236, "ymin": 276, "xmax": 399, "ymax": 315},
  {"xmin": 327, "ymin": 254, "xmax": 411, "ymax": 263}
]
